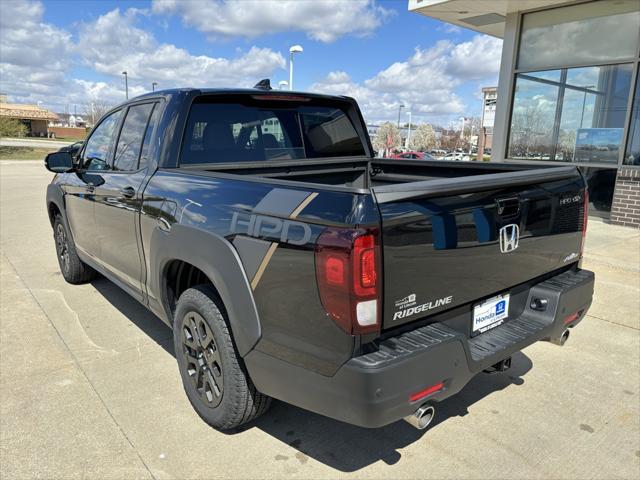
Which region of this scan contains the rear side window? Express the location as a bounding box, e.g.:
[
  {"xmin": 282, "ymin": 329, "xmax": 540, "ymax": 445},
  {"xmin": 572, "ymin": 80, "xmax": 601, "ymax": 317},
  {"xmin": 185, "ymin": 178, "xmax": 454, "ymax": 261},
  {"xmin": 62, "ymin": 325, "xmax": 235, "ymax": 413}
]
[
  {"xmin": 180, "ymin": 96, "xmax": 366, "ymax": 165},
  {"xmin": 139, "ymin": 103, "xmax": 160, "ymax": 169},
  {"xmin": 113, "ymin": 103, "xmax": 154, "ymax": 171}
]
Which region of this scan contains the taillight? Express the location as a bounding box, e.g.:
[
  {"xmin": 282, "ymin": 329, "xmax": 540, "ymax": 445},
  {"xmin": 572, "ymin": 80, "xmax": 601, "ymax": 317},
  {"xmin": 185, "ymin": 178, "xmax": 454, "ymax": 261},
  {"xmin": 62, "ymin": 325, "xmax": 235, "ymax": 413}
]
[
  {"xmin": 315, "ymin": 228, "xmax": 381, "ymax": 334},
  {"xmin": 353, "ymin": 235, "xmax": 376, "ymax": 295},
  {"xmin": 580, "ymin": 189, "xmax": 589, "ymax": 256}
]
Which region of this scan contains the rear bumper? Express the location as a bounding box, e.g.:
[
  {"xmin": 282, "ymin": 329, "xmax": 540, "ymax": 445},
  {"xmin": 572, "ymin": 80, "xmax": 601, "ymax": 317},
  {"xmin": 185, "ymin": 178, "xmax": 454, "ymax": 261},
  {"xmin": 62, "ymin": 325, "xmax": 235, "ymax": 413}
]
[{"xmin": 246, "ymin": 268, "xmax": 594, "ymax": 428}]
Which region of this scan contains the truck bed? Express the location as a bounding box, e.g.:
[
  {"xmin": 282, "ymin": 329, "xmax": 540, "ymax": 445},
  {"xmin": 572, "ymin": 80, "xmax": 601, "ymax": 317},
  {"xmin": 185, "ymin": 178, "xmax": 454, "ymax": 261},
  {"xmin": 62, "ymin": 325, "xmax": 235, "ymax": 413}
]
[
  {"xmin": 180, "ymin": 157, "xmax": 569, "ymax": 190},
  {"xmin": 181, "ymin": 158, "xmax": 586, "ymax": 331}
]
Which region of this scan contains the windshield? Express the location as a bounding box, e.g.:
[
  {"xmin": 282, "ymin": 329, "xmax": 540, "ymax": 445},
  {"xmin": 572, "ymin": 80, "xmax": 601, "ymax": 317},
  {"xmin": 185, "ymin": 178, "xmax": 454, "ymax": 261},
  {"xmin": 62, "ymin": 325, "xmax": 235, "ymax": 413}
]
[{"xmin": 180, "ymin": 95, "xmax": 366, "ymax": 165}]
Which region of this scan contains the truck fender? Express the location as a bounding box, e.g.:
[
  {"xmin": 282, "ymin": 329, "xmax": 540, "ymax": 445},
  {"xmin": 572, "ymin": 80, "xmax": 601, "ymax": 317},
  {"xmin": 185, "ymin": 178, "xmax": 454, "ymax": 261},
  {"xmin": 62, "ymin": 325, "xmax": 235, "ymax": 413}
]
[
  {"xmin": 149, "ymin": 223, "xmax": 261, "ymax": 357},
  {"xmin": 45, "ymin": 183, "xmax": 74, "ymax": 237},
  {"xmin": 46, "ymin": 183, "xmax": 65, "ymax": 223}
]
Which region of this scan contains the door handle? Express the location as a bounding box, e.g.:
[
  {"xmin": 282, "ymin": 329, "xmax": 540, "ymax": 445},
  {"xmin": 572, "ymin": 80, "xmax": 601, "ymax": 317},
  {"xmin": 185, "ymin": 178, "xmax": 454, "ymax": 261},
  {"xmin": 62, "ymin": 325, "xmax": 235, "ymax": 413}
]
[{"xmin": 121, "ymin": 186, "xmax": 136, "ymax": 198}]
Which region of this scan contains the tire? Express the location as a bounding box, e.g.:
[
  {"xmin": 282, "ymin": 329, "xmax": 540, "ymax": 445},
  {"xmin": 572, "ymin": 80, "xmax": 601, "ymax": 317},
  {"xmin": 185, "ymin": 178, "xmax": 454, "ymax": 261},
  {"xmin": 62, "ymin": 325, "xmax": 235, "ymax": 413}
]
[
  {"xmin": 53, "ymin": 214, "xmax": 97, "ymax": 284},
  {"xmin": 173, "ymin": 285, "xmax": 271, "ymax": 430}
]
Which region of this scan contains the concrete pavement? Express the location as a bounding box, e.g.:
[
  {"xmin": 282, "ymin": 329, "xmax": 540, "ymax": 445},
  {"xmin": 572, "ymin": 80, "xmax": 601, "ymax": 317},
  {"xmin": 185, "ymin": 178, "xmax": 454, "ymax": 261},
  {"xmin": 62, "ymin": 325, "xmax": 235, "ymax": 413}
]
[{"xmin": 1, "ymin": 161, "xmax": 639, "ymax": 479}]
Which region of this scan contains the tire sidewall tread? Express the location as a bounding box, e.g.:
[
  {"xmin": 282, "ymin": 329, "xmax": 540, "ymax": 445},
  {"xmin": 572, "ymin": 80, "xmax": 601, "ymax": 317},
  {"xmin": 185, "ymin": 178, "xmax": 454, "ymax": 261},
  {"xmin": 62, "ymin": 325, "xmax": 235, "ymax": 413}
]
[
  {"xmin": 173, "ymin": 285, "xmax": 270, "ymax": 430},
  {"xmin": 53, "ymin": 214, "xmax": 96, "ymax": 284}
]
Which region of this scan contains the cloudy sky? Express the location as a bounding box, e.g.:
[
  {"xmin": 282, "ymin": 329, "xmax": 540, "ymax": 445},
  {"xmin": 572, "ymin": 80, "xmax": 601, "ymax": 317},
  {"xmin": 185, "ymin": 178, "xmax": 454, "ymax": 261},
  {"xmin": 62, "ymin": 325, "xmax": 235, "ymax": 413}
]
[{"xmin": 0, "ymin": 0, "xmax": 503, "ymax": 125}]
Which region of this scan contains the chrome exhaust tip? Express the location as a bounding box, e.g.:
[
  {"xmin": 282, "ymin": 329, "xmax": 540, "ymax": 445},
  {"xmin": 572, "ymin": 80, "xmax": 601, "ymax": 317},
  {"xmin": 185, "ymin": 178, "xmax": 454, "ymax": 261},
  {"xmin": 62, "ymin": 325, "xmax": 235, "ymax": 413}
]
[
  {"xmin": 404, "ymin": 403, "xmax": 435, "ymax": 430},
  {"xmin": 547, "ymin": 328, "xmax": 571, "ymax": 346}
]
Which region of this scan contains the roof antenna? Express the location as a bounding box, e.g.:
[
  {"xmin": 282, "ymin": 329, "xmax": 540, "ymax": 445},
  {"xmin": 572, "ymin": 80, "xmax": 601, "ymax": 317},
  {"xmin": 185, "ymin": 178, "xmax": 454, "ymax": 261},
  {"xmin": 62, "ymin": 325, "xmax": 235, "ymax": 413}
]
[{"xmin": 254, "ymin": 79, "xmax": 272, "ymax": 90}]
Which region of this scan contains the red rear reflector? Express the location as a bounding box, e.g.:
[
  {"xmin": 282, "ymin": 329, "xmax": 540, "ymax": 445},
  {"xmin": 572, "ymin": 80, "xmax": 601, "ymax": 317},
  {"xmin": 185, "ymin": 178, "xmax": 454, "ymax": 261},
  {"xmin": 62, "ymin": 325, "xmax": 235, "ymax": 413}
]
[
  {"xmin": 563, "ymin": 311, "xmax": 580, "ymax": 325},
  {"xmin": 410, "ymin": 382, "xmax": 444, "ymax": 402}
]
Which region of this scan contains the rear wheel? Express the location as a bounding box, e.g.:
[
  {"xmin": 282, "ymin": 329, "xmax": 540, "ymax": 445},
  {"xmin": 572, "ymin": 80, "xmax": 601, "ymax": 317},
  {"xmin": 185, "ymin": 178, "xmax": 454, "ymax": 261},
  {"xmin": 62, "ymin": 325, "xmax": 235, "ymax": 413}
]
[
  {"xmin": 53, "ymin": 214, "xmax": 96, "ymax": 284},
  {"xmin": 173, "ymin": 285, "xmax": 271, "ymax": 430}
]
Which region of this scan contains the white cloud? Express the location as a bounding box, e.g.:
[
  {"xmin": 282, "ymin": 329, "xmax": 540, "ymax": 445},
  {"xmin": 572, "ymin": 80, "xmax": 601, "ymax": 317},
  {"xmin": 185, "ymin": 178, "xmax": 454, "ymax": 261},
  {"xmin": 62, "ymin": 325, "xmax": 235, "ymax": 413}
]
[
  {"xmin": 76, "ymin": 8, "xmax": 286, "ymax": 86},
  {"xmin": 0, "ymin": 0, "xmax": 500, "ymax": 125},
  {"xmin": 151, "ymin": 0, "xmax": 393, "ymax": 43},
  {"xmin": 311, "ymin": 35, "xmax": 502, "ymax": 123},
  {"xmin": 0, "ymin": 2, "xmax": 285, "ymax": 112},
  {"xmin": 0, "ymin": 0, "xmax": 73, "ymax": 102}
]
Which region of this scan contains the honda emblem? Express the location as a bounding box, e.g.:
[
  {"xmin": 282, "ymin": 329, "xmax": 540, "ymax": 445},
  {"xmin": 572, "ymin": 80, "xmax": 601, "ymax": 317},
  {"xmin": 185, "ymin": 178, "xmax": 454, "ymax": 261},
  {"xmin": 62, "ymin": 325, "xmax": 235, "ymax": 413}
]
[{"xmin": 499, "ymin": 224, "xmax": 520, "ymax": 253}]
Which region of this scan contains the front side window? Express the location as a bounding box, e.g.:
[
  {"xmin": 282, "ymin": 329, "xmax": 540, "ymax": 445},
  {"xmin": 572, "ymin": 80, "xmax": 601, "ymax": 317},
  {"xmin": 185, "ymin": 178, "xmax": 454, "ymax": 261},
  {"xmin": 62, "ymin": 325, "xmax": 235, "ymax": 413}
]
[
  {"xmin": 81, "ymin": 110, "xmax": 122, "ymax": 171},
  {"xmin": 180, "ymin": 96, "xmax": 366, "ymax": 165},
  {"xmin": 113, "ymin": 103, "xmax": 154, "ymax": 171},
  {"xmin": 508, "ymin": 64, "xmax": 633, "ymax": 163}
]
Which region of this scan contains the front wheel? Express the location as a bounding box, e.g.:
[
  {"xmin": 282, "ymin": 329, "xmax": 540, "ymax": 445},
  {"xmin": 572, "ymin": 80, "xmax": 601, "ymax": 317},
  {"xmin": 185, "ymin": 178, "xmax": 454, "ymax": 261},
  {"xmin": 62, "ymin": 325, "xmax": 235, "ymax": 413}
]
[
  {"xmin": 173, "ymin": 285, "xmax": 271, "ymax": 430},
  {"xmin": 53, "ymin": 214, "xmax": 97, "ymax": 284}
]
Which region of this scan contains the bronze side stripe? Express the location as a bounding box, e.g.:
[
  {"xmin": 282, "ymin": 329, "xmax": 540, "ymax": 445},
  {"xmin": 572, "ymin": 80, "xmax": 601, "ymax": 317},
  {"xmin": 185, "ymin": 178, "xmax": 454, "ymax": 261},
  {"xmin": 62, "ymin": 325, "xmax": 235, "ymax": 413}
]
[
  {"xmin": 251, "ymin": 242, "xmax": 278, "ymax": 290},
  {"xmin": 289, "ymin": 192, "xmax": 318, "ymax": 219}
]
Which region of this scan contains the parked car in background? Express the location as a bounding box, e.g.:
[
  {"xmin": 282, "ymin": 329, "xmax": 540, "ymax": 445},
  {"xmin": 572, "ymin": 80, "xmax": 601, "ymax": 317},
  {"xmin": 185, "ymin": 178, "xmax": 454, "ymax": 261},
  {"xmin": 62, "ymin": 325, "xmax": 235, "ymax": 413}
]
[
  {"xmin": 438, "ymin": 152, "xmax": 471, "ymax": 161},
  {"xmin": 389, "ymin": 151, "xmax": 436, "ymax": 160}
]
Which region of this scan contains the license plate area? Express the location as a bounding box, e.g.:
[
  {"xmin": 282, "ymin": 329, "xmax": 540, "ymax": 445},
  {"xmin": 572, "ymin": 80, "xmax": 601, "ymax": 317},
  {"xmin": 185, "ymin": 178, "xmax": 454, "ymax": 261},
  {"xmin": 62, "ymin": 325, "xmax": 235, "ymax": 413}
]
[{"xmin": 472, "ymin": 294, "xmax": 510, "ymax": 336}]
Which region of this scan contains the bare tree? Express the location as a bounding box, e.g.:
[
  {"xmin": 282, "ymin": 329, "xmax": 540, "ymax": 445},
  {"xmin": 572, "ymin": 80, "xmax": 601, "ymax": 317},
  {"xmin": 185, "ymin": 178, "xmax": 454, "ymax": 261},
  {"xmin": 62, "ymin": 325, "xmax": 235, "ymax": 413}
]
[
  {"xmin": 372, "ymin": 122, "xmax": 401, "ymax": 156},
  {"xmin": 82, "ymin": 99, "xmax": 113, "ymax": 126},
  {"xmin": 408, "ymin": 124, "xmax": 436, "ymax": 151},
  {"xmin": 463, "ymin": 116, "xmax": 481, "ymax": 138},
  {"xmin": 440, "ymin": 128, "xmax": 462, "ymax": 151},
  {"xmin": 510, "ymin": 103, "xmax": 556, "ymax": 158}
]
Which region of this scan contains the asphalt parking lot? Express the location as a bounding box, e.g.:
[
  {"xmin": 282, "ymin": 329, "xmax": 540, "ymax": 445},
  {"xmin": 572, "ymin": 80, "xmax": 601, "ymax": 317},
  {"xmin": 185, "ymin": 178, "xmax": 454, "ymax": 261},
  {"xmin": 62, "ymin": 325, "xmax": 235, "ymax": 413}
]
[{"xmin": 1, "ymin": 160, "xmax": 639, "ymax": 479}]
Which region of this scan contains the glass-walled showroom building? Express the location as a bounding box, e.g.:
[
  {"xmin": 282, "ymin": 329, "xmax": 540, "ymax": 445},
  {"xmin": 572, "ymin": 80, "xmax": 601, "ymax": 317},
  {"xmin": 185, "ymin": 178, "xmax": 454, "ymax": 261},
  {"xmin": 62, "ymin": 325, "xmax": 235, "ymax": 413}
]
[{"xmin": 410, "ymin": 0, "xmax": 640, "ymax": 227}]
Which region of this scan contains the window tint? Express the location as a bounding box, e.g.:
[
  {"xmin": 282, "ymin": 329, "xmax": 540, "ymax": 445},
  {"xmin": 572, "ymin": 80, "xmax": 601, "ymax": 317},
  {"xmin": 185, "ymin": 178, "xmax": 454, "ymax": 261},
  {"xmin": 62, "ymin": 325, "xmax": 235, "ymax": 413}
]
[
  {"xmin": 82, "ymin": 110, "xmax": 122, "ymax": 171},
  {"xmin": 113, "ymin": 103, "xmax": 154, "ymax": 171},
  {"xmin": 298, "ymin": 106, "xmax": 364, "ymax": 157},
  {"xmin": 139, "ymin": 103, "xmax": 160, "ymax": 169},
  {"xmin": 181, "ymin": 96, "xmax": 365, "ymax": 165}
]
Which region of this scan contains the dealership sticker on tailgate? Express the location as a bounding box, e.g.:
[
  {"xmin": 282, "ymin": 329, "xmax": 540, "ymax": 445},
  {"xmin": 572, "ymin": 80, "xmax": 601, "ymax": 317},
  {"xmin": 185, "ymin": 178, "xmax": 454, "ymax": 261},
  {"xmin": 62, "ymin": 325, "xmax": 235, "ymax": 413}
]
[{"xmin": 473, "ymin": 294, "xmax": 510, "ymax": 333}]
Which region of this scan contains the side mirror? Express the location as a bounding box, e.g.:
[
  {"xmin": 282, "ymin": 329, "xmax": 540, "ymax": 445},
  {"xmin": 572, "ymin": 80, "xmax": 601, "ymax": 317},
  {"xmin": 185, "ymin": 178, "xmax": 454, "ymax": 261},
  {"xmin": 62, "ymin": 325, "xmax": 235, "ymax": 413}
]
[{"xmin": 45, "ymin": 151, "xmax": 75, "ymax": 173}]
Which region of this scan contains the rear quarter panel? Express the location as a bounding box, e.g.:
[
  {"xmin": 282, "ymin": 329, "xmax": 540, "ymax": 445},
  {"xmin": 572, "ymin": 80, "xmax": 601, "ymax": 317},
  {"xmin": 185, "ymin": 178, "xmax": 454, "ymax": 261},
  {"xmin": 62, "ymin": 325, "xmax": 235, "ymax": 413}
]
[{"xmin": 141, "ymin": 170, "xmax": 379, "ymax": 375}]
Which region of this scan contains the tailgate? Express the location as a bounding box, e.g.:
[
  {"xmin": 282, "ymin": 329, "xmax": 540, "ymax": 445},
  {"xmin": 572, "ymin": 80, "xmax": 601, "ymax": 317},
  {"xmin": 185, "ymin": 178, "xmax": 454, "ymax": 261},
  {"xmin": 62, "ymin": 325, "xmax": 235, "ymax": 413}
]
[{"xmin": 373, "ymin": 166, "xmax": 587, "ymax": 330}]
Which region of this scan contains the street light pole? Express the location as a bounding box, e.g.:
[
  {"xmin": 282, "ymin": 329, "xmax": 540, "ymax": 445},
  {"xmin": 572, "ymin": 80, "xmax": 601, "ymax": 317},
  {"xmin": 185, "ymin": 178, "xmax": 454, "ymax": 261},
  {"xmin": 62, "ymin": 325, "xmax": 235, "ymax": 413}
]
[
  {"xmin": 152, "ymin": 82, "xmax": 158, "ymax": 92},
  {"xmin": 289, "ymin": 45, "xmax": 303, "ymax": 91},
  {"xmin": 397, "ymin": 104, "xmax": 404, "ymax": 128},
  {"xmin": 406, "ymin": 111, "xmax": 412, "ymax": 149},
  {"xmin": 122, "ymin": 71, "xmax": 128, "ymax": 99}
]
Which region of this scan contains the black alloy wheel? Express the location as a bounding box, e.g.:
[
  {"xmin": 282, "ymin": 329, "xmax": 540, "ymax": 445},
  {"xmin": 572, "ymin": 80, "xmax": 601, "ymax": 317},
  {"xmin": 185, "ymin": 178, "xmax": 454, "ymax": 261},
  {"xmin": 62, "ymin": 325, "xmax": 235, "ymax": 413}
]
[
  {"xmin": 181, "ymin": 311, "xmax": 224, "ymax": 407},
  {"xmin": 55, "ymin": 222, "xmax": 70, "ymax": 275}
]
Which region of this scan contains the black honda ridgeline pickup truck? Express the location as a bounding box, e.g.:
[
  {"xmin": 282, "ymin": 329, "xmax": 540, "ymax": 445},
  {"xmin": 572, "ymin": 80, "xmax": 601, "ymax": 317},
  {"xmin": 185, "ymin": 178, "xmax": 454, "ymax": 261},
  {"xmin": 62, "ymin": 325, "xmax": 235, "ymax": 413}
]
[{"xmin": 45, "ymin": 86, "xmax": 594, "ymax": 431}]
